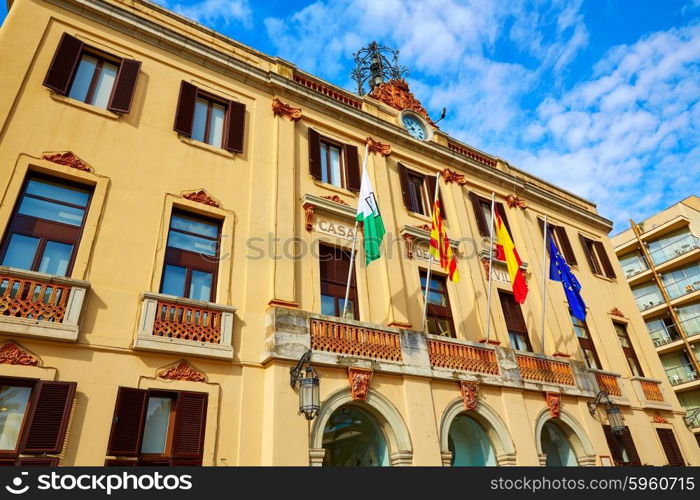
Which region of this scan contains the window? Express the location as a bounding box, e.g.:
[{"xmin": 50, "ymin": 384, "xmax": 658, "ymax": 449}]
[
  {"xmin": 106, "ymin": 388, "xmax": 207, "ymax": 466},
  {"xmin": 469, "ymin": 192, "xmax": 508, "ymax": 241},
  {"xmin": 420, "ymin": 271, "xmax": 455, "ymax": 337},
  {"xmin": 613, "ymin": 322, "xmax": 644, "ymax": 377},
  {"xmin": 398, "ymin": 163, "xmax": 443, "ymax": 218},
  {"xmin": 319, "ymin": 244, "xmax": 357, "ymax": 319},
  {"xmin": 538, "ymin": 219, "xmax": 577, "ymax": 265},
  {"xmin": 173, "ymin": 81, "xmax": 246, "ymax": 153},
  {"xmin": 498, "ymin": 291, "xmax": 531, "ymax": 351},
  {"xmin": 0, "ymin": 175, "xmax": 92, "ymax": 277},
  {"xmin": 603, "ymin": 425, "xmax": 641, "ymax": 466},
  {"xmin": 656, "ymin": 428, "xmax": 685, "ymax": 466},
  {"xmin": 579, "ymin": 235, "xmax": 616, "ymax": 278},
  {"xmin": 307, "ymin": 128, "xmax": 360, "ymax": 191},
  {"xmin": 0, "ymin": 377, "xmax": 76, "ymax": 466},
  {"xmin": 43, "ymin": 33, "xmax": 141, "ymax": 114},
  {"xmin": 160, "ymin": 211, "xmax": 221, "ymax": 302},
  {"xmin": 570, "ymin": 313, "xmax": 602, "ymax": 369}
]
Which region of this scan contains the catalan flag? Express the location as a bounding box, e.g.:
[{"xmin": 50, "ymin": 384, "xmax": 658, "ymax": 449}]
[
  {"xmin": 429, "ymin": 200, "xmax": 459, "ymax": 282},
  {"xmin": 495, "ymin": 211, "xmax": 527, "ymax": 302}
]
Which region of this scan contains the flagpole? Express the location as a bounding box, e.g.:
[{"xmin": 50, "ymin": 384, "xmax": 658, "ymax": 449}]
[
  {"xmin": 341, "ymin": 144, "xmax": 369, "ymax": 319},
  {"xmin": 421, "ymin": 172, "xmax": 442, "ymax": 332},
  {"xmin": 540, "ymin": 215, "xmax": 548, "ymax": 353},
  {"xmin": 485, "ymin": 193, "xmax": 496, "ymax": 343}
]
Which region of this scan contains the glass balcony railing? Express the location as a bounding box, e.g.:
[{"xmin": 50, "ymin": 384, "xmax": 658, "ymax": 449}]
[
  {"xmin": 648, "ymin": 323, "xmax": 681, "ymax": 347},
  {"xmin": 664, "ymin": 274, "xmax": 700, "ymax": 300},
  {"xmin": 648, "ymin": 234, "xmax": 700, "ymax": 266},
  {"xmin": 685, "ymin": 407, "xmax": 700, "ymax": 429},
  {"xmin": 664, "ymin": 364, "xmax": 699, "ymax": 385},
  {"xmin": 679, "ymin": 315, "xmax": 700, "ymax": 338},
  {"xmin": 620, "ymin": 255, "xmax": 649, "ymax": 278},
  {"xmin": 634, "ymin": 289, "xmax": 665, "ymax": 311}
]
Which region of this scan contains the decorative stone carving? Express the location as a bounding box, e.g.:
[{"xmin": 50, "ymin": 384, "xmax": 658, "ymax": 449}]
[
  {"xmin": 545, "ymin": 392, "xmax": 561, "ymax": 418},
  {"xmin": 366, "ymin": 137, "xmax": 392, "ymax": 157},
  {"xmin": 183, "ymin": 190, "xmax": 220, "ymax": 208},
  {"xmin": 414, "ymin": 224, "xmax": 431, "ymax": 232},
  {"xmin": 157, "ymin": 360, "xmax": 207, "ymax": 382},
  {"xmin": 322, "ymin": 195, "xmax": 349, "ymax": 206},
  {"xmin": 348, "ymin": 367, "xmax": 373, "ymax": 401},
  {"xmin": 652, "ymin": 412, "xmax": 668, "ymax": 424},
  {"xmin": 303, "ymin": 203, "xmax": 315, "ymax": 233},
  {"xmin": 459, "ymin": 381, "xmax": 479, "ymax": 411},
  {"xmin": 0, "ymin": 341, "xmax": 39, "ymax": 366},
  {"xmin": 369, "ymin": 79, "xmax": 436, "ymax": 126},
  {"xmin": 271, "ymin": 97, "xmax": 302, "ymax": 121},
  {"xmin": 480, "ymin": 257, "xmax": 491, "ymax": 280},
  {"xmin": 42, "ymin": 151, "xmax": 91, "ymax": 172},
  {"xmin": 609, "ymin": 308, "xmax": 625, "ymax": 318},
  {"xmin": 402, "ymin": 233, "xmax": 414, "ymax": 260},
  {"xmin": 505, "ymin": 194, "xmax": 527, "ymax": 209},
  {"xmin": 441, "ymin": 168, "xmax": 467, "ymax": 186}
]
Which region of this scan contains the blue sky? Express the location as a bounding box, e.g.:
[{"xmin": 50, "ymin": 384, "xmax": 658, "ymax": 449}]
[{"xmin": 2, "ymin": 0, "xmax": 699, "ymax": 231}]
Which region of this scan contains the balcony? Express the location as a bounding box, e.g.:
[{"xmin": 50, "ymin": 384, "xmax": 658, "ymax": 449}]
[
  {"xmin": 679, "ymin": 315, "xmax": 700, "ymax": 338},
  {"xmin": 133, "ymin": 292, "xmax": 236, "ymax": 359},
  {"xmin": 685, "ymin": 407, "xmax": 700, "ymax": 429},
  {"xmin": 593, "ymin": 371, "xmax": 623, "ymax": 397},
  {"xmin": 0, "ymin": 267, "xmax": 89, "ymax": 342},
  {"xmin": 648, "ymin": 234, "xmax": 700, "ymax": 266},
  {"xmin": 664, "ymin": 274, "xmax": 700, "ymax": 301},
  {"xmin": 648, "ymin": 323, "xmax": 681, "ymax": 347},
  {"xmin": 664, "ymin": 364, "xmax": 699, "ymax": 386},
  {"xmin": 633, "ymin": 288, "xmax": 665, "ymax": 312},
  {"xmin": 630, "ymin": 377, "xmax": 669, "ymax": 409},
  {"xmin": 264, "ymin": 307, "xmax": 599, "ymax": 396},
  {"xmin": 620, "ymin": 255, "xmax": 649, "ymax": 279}
]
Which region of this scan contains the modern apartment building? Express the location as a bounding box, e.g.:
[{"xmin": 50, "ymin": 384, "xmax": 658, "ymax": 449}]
[
  {"xmin": 612, "ymin": 196, "xmax": 700, "ymax": 446},
  {"xmin": 0, "ymin": 0, "xmax": 697, "ymax": 466}
]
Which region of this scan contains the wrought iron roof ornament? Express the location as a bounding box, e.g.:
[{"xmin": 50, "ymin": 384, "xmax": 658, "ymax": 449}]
[{"xmin": 351, "ymin": 41, "xmax": 409, "ymax": 95}]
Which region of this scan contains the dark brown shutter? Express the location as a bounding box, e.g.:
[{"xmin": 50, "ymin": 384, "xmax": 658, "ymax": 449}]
[
  {"xmin": 594, "ymin": 241, "xmax": 616, "ymax": 278},
  {"xmin": 223, "ymin": 100, "xmax": 246, "ymax": 153},
  {"xmin": 656, "ymin": 428, "xmax": 685, "ymax": 466},
  {"xmin": 602, "ymin": 425, "xmax": 624, "ymax": 465},
  {"xmin": 170, "ymin": 458, "xmax": 203, "ymax": 466},
  {"xmin": 469, "ymin": 192, "xmax": 489, "ymax": 237},
  {"xmin": 495, "ymin": 202, "xmax": 511, "ymax": 234},
  {"xmin": 344, "ymin": 144, "xmax": 361, "ymax": 192},
  {"xmin": 425, "ymin": 174, "xmax": 445, "ymax": 219},
  {"xmin": 16, "ymin": 457, "xmax": 59, "ymax": 466},
  {"xmin": 107, "ymin": 59, "xmax": 141, "ymax": 114},
  {"xmin": 106, "ymin": 387, "xmax": 148, "ymax": 457},
  {"xmin": 398, "ymin": 163, "xmax": 412, "ymax": 208},
  {"xmin": 20, "ymin": 381, "xmax": 76, "ymax": 454},
  {"xmin": 579, "ymin": 234, "xmax": 598, "ymax": 273},
  {"xmin": 620, "ymin": 427, "xmax": 641, "ymax": 465},
  {"xmin": 308, "ymin": 128, "xmax": 322, "ymax": 180},
  {"xmin": 499, "ymin": 291, "xmax": 527, "ymax": 333},
  {"xmin": 171, "ymin": 391, "xmax": 208, "ymax": 459},
  {"xmin": 555, "ymin": 226, "xmax": 577, "ymax": 265},
  {"xmin": 104, "ymin": 459, "xmax": 138, "ymax": 466},
  {"xmin": 173, "ymin": 81, "xmax": 198, "ymax": 137},
  {"xmin": 43, "ymin": 33, "xmax": 83, "ymax": 95},
  {"xmin": 319, "ymin": 244, "xmax": 351, "ymax": 284}
]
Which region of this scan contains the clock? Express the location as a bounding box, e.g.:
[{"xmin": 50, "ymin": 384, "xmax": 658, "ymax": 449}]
[{"xmin": 401, "ymin": 111, "xmax": 430, "ymax": 141}]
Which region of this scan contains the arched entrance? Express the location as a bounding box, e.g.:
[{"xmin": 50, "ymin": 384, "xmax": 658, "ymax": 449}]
[
  {"xmin": 533, "ymin": 409, "xmax": 596, "ymax": 466},
  {"xmin": 448, "ymin": 414, "xmax": 497, "ymax": 466},
  {"xmin": 322, "ymin": 405, "xmax": 389, "ymax": 466},
  {"xmin": 540, "ymin": 421, "xmax": 577, "ymax": 466}
]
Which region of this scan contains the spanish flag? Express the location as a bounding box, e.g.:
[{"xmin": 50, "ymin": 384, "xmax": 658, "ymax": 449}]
[
  {"xmin": 495, "ymin": 211, "xmax": 527, "ymax": 302},
  {"xmin": 429, "ymin": 201, "xmax": 460, "ymax": 282}
]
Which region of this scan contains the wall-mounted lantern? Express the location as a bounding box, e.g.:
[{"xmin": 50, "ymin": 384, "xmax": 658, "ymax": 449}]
[
  {"xmin": 290, "ymin": 350, "xmax": 320, "ymax": 420},
  {"xmin": 588, "ymin": 390, "xmax": 625, "ymax": 435}
]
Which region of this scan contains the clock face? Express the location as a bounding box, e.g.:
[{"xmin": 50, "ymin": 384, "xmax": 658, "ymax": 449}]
[{"xmin": 402, "ymin": 114, "xmax": 428, "ymax": 140}]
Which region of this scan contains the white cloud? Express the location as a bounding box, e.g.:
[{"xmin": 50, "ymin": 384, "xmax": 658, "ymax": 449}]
[{"xmin": 155, "ymin": 0, "xmax": 252, "ymax": 28}]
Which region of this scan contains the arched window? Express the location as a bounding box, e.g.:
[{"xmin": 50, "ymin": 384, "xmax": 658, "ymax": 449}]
[
  {"xmin": 540, "ymin": 421, "xmax": 578, "ymax": 466},
  {"xmin": 448, "ymin": 414, "xmax": 496, "ymax": 466},
  {"xmin": 322, "ymin": 405, "xmax": 389, "ymax": 466}
]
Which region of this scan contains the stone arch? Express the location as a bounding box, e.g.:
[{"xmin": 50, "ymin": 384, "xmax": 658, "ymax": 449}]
[
  {"xmin": 309, "ymin": 388, "xmax": 413, "ymax": 466},
  {"xmin": 439, "ymin": 398, "xmax": 517, "ymax": 466},
  {"xmin": 534, "ymin": 408, "xmax": 596, "ymax": 466}
]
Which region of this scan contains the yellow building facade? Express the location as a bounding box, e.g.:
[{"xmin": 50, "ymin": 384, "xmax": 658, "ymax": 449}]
[{"xmin": 0, "ymin": 0, "xmax": 697, "ymax": 466}]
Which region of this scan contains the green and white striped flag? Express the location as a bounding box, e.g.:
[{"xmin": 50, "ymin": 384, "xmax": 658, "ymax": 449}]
[{"xmin": 356, "ymin": 147, "xmax": 385, "ymax": 264}]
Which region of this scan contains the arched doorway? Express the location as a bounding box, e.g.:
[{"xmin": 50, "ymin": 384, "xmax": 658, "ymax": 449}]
[
  {"xmin": 540, "ymin": 421, "xmax": 578, "ymax": 466},
  {"xmin": 322, "ymin": 405, "xmax": 389, "ymax": 466},
  {"xmin": 448, "ymin": 414, "xmax": 497, "ymax": 466}
]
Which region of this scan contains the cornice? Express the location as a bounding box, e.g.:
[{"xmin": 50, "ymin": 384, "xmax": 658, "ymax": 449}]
[
  {"xmin": 49, "ymin": 0, "xmax": 613, "ymax": 233},
  {"xmin": 301, "ymin": 193, "xmax": 357, "ymax": 220}
]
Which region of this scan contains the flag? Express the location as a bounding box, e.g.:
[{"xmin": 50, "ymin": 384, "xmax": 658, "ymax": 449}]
[
  {"xmin": 429, "ymin": 200, "xmax": 460, "ymax": 282},
  {"xmin": 549, "ymin": 236, "xmax": 586, "ymax": 321},
  {"xmin": 495, "ymin": 211, "xmax": 528, "ymax": 302},
  {"xmin": 356, "ymin": 162, "xmax": 385, "ymax": 264}
]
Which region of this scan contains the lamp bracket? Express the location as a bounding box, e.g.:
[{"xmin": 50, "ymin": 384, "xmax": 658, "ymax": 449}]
[{"xmin": 290, "ymin": 349, "xmax": 314, "ymax": 389}]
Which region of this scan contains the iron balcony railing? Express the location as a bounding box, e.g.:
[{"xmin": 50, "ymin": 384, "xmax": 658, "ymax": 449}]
[
  {"xmin": 648, "ymin": 323, "xmax": 681, "ymax": 347},
  {"xmin": 664, "ymin": 274, "xmax": 700, "ymax": 300},
  {"xmin": 633, "ymin": 288, "xmax": 665, "ymax": 311},
  {"xmin": 664, "ymin": 364, "xmax": 699, "ymax": 385},
  {"xmin": 648, "ymin": 234, "xmax": 700, "ymax": 266}
]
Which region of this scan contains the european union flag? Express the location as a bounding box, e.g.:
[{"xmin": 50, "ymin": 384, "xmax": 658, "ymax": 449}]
[{"xmin": 549, "ymin": 236, "xmax": 587, "ymax": 321}]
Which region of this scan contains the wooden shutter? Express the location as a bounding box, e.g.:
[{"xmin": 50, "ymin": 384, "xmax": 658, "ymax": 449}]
[
  {"xmin": 620, "ymin": 427, "xmax": 641, "ymax": 465},
  {"xmin": 398, "ymin": 163, "xmax": 412, "ymax": 208},
  {"xmin": 344, "ymin": 144, "xmax": 361, "ymax": 192},
  {"xmin": 424, "ymin": 174, "xmax": 445, "ymax": 219},
  {"xmin": 43, "ymin": 33, "xmax": 83, "ymax": 95},
  {"xmin": 499, "ymin": 291, "xmax": 527, "ymax": 333},
  {"xmin": 20, "ymin": 381, "xmax": 76, "ymax": 454},
  {"xmin": 308, "ymin": 128, "xmax": 322, "ymax": 180},
  {"xmin": 223, "ymin": 100, "xmax": 246, "ymax": 153},
  {"xmin": 171, "ymin": 391, "xmax": 208, "ymax": 459},
  {"xmin": 603, "ymin": 425, "xmax": 623, "ymax": 465},
  {"xmin": 579, "ymin": 234, "xmax": 598, "ymax": 273},
  {"xmin": 107, "ymin": 59, "xmax": 141, "ymax": 114},
  {"xmin": 469, "ymin": 192, "xmax": 489, "ymax": 237},
  {"xmin": 106, "ymin": 387, "xmax": 148, "ymax": 457},
  {"xmin": 173, "ymin": 81, "xmax": 198, "ymax": 137},
  {"xmin": 319, "ymin": 244, "xmax": 351, "ymax": 284},
  {"xmin": 495, "ymin": 202, "xmax": 511, "ymax": 234},
  {"xmin": 16, "ymin": 457, "xmax": 59, "ymax": 466},
  {"xmin": 656, "ymin": 428, "xmax": 685, "ymax": 466},
  {"xmin": 594, "ymin": 241, "xmax": 616, "ymax": 278},
  {"xmin": 104, "ymin": 459, "xmax": 138, "ymax": 466},
  {"xmin": 555, "ymin": 226, "xmax": 577, "ymax": 265}
]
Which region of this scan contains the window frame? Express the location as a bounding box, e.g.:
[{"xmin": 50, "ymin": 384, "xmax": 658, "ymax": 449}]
[
  {"xmin": 570, "ymin": 313, "xmax": 602, "ymax": 370},
  {"xmin": 579, "ymin": 234, "xmax": 616, "ymax": 278},
  {"xmin": 420, "ymin": 270, "xmax": 455, "ymax": 338},
  {"xmin": 498, "ymin": 290, "xmax": 532, "ymax": 352},
  {"xmin": 0, "ymin": 173, "xmax": 93, "ymax": 277},
  {"xmin": 407, "ymin": 171, "xmax": 427, "ymax": 215},
  {"xmin": 613, "ymin": 321, "xmax": 644, "ymax": 377},
  {"xmin": 319, "ymin": 136, "xmax": 347, "ymax": 189},
  {"xmin": 318, "ymin": 243, "xmax": 359, "ymax": 320},
  {"xmin": 68, "ymin": 50, "xmax": 120, "ymax": 108},
  {"xmin": 191, "ymin": 92, "xmax": 229, "ymax": 148},
  {"xmin": 0, "ymin": 377, "xmax": 37, "ymax": 458},
  {"xmin": 138, "ymin": 390, "xmax": 178, "ymax": 464}
]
